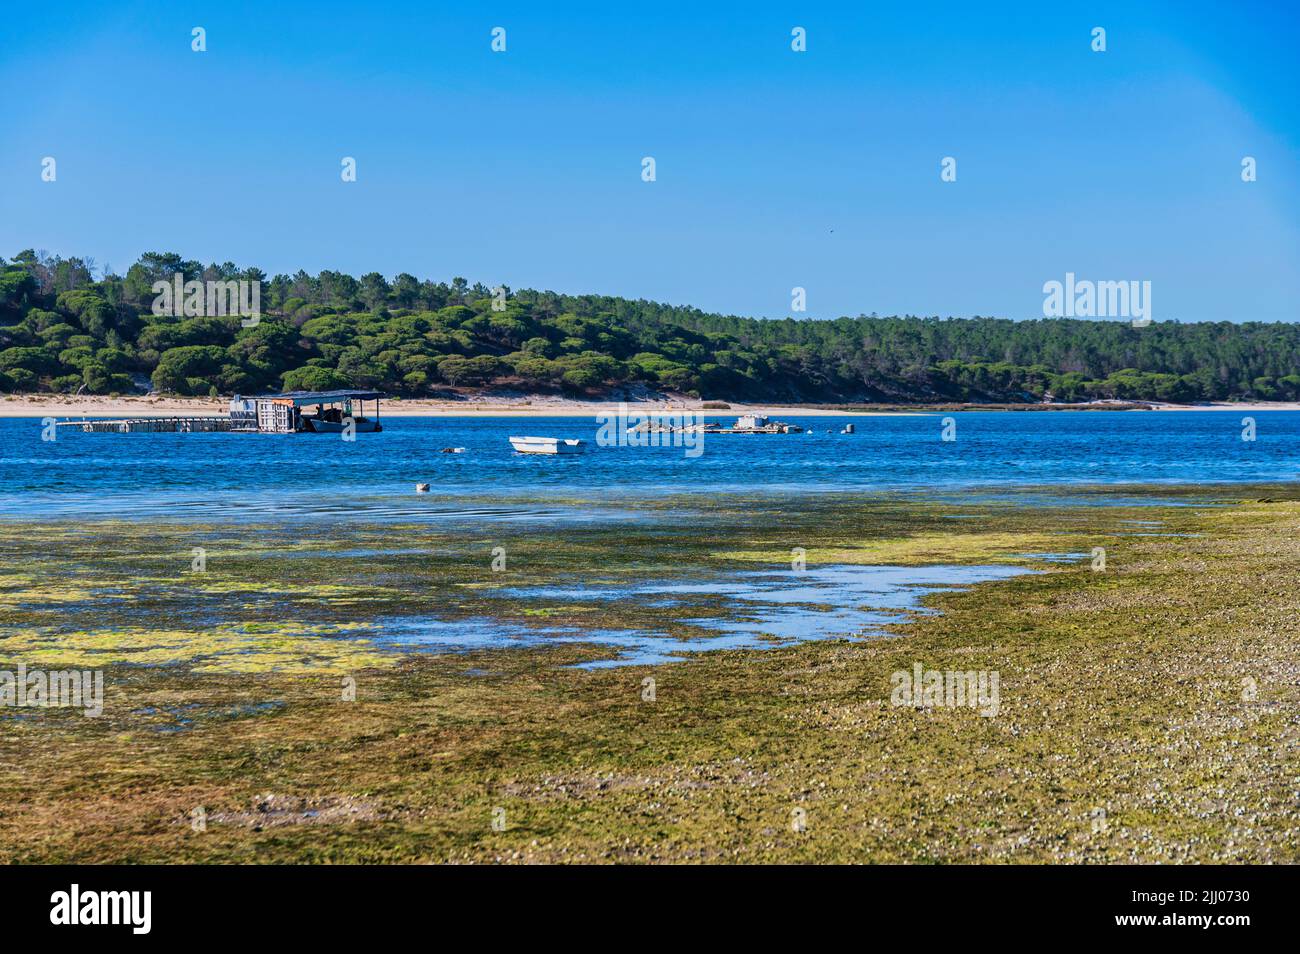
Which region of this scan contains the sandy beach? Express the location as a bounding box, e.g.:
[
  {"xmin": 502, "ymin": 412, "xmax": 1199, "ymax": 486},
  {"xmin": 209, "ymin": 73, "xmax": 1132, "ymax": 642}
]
[
  {"xmin": 3, "ymin": 393, "xmax": 1299, "ymax": 419},
  {"xmin": 0, "ymin": 394, "xmax": 878, "ymax": 419}
]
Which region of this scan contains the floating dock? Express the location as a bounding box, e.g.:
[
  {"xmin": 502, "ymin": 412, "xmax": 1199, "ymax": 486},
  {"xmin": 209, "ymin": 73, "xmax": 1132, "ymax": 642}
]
[
  {"xmin": 630, "ymin": 413, "xmax": 803, "ymax": 435},
  {"xmin": 52, "ymin": 389, "xmax": 384, "ymax": 435},
  {"xmin": 56, "ymin": 416, "xmax": 239, "ymax": 433}
]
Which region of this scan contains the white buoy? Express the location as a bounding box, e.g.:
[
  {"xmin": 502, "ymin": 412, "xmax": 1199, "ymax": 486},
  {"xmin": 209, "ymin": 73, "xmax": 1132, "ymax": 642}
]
[{"xmin": 415, "ymin": 483, "xmax": 430, "ymax": 493}]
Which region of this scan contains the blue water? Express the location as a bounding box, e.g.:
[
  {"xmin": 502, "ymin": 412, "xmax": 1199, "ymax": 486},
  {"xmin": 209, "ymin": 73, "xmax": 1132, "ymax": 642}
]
[
  {"xmin": 357, "ymin": 563, "xmax": 1036, "ymax": 667},
  {"xmin": 2, "ymin": 411, "xmax": 1295, "ymax": 519}
]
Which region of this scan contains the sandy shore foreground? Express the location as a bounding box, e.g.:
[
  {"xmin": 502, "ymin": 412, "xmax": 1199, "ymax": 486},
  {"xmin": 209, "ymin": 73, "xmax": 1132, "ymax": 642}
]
[{"xmin": 2, "ymin": 393, "xmax": 1298, "ymax": 419}]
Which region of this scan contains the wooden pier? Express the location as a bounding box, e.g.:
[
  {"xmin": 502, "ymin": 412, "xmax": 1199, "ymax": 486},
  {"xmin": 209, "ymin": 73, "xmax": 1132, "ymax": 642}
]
[{"xmin": 55, "ymin": 416, "xmax": 240, "ymax": 434}]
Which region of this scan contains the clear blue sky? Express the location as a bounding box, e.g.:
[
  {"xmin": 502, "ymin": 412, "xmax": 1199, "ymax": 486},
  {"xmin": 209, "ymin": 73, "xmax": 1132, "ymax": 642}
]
[{"xmin": 2, "ymin": 0, "xmax": 1297, "ymax": 321}]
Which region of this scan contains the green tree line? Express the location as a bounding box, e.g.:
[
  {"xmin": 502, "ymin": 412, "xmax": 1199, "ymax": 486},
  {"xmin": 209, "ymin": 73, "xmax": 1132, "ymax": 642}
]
[{"xmin": 2, "ymin": 249, "xmax": 1297, "ymax": 403}]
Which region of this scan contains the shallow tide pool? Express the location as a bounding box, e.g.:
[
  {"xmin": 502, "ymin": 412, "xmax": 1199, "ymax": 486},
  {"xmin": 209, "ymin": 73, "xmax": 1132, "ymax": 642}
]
[{"xmin": 370, "ymin": 563, "xmax": 1035, "ymax": 667}]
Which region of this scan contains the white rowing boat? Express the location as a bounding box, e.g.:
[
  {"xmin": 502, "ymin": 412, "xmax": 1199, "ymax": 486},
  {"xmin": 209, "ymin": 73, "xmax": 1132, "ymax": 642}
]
[{"xmin": 508, "ymin": 436, "xmax": 586, "ymax": 455}]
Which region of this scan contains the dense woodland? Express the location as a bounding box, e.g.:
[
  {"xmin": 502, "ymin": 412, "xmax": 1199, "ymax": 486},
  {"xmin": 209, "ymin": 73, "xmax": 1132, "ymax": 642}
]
[{"xmin": 2, "ymin": 250, "xmax": 1298, "ymax": 404}]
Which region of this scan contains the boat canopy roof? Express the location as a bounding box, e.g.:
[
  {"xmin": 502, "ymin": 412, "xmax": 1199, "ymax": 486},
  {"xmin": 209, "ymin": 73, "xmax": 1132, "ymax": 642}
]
[{"xmin": 253, "ymin": 389, "xmax": 384, "ymax": 406}]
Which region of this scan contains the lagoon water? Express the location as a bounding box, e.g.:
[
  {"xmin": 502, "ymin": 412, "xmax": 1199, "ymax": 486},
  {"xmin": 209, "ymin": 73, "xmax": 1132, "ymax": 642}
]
[
  {"xmin": 1, "ymin": 410, "xmax": 1295, "ymax": 520},
  {"xmin": 373, "ymin": 563, "xmax": 1033, "ymax": 667},
  {"xmin": 4, "ymin": 409, "xmax": 1289, "ymax": 667}
]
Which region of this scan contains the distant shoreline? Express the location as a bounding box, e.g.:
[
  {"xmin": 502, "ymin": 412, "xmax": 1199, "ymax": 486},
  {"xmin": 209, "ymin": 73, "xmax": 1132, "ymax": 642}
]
[{"xmin": 4, "ymin": 394, "xmax": 1299, "ymax": 419}]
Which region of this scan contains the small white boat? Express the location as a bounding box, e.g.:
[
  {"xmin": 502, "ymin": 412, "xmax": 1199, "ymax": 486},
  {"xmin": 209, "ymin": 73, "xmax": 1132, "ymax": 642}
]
[{"xmin": 509, "ymin": 436, "xmax": 586, "ymax": 455}]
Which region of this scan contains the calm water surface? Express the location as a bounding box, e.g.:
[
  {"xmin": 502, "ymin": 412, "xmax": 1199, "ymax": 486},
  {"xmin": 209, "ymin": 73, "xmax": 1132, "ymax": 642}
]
[{"xmin": 0, "ymin": 411, "xmax": 1294, "ymax": 520}]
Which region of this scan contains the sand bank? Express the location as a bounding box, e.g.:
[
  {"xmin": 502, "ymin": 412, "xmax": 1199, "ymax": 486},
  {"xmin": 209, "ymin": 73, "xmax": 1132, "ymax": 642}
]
[{"xmin": 2, "ymin": 393, "xmax": 1297, "ymax": 419}]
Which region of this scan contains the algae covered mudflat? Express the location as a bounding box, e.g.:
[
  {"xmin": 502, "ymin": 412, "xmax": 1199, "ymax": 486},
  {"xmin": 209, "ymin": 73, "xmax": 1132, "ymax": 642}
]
[{"xmin": 1, "ymin": 487, "xmax": 1297, "ymax": 862}]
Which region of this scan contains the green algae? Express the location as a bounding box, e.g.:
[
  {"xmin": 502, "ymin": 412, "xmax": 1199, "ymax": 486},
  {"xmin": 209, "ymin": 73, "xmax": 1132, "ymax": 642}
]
[{"xmin": 0, "ymin": 485, "xmax": 1297, "ymax": 863}]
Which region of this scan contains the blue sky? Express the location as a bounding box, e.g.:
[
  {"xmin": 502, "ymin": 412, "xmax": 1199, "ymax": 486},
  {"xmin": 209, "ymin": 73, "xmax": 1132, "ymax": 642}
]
[{"xmin": 2, "ymin": 1, "xmax": 1297, "ymax": 321}]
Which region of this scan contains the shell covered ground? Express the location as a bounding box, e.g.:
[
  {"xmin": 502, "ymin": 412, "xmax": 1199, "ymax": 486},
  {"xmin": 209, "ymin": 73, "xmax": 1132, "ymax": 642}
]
[{"xmin": 1, "ymin": 486, "xmax": 1297, "ymax": 863}]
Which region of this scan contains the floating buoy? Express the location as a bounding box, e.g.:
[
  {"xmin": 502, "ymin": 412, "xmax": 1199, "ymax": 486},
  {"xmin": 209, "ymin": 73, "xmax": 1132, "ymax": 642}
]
[{"xmin": 415, "ymin": 483, "xmax": 430, "ymax": 493}]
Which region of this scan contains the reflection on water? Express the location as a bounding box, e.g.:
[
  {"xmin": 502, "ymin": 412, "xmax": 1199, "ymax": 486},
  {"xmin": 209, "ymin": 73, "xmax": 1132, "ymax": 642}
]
[{"xmin": 370, "ymin": 563, "xmax": 1034, "ymax": 667}]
